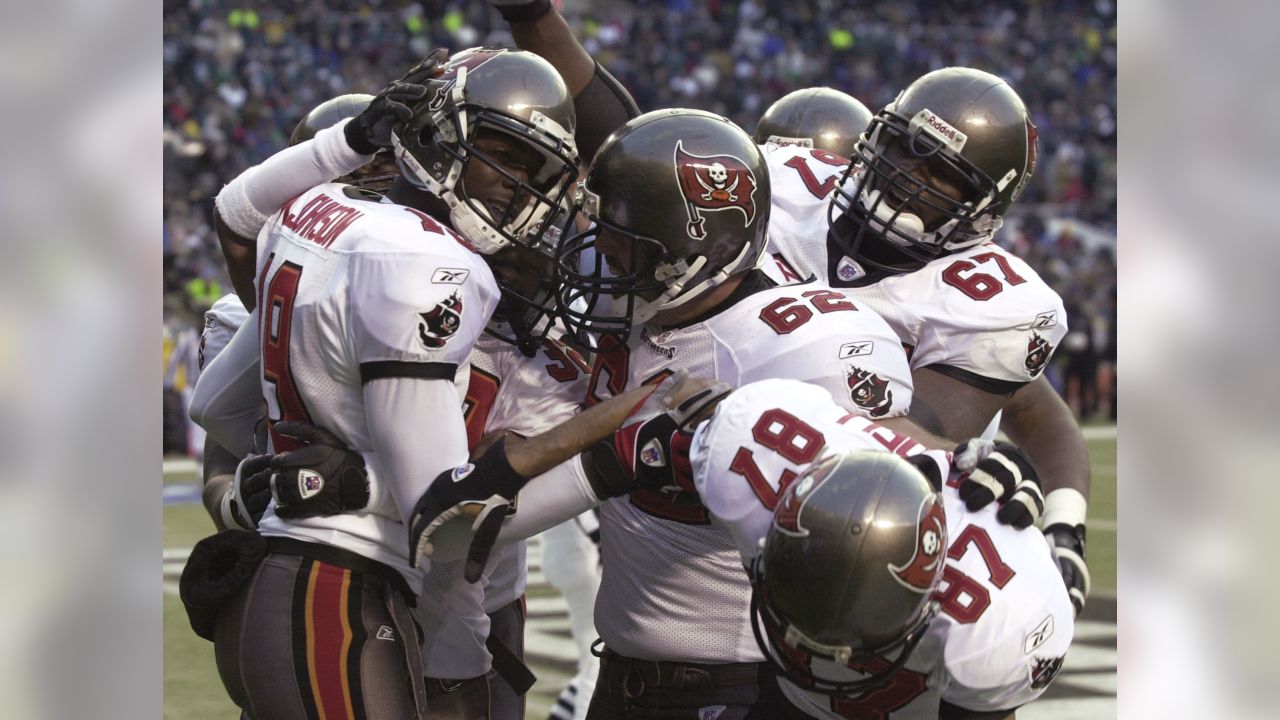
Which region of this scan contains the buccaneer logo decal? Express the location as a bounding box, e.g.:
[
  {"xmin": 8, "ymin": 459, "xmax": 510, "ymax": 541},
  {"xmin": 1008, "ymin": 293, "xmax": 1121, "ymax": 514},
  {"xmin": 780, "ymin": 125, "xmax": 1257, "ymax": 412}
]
[
  {"xmin": 419, "ymin": 291, "xmax": 464, "ymax": 349},
  {"xmin": 846, "ymin": 366, "xmax": 894, "ymax": 418},
  {"xmin": 1024, "ymin": 332, "xmax": 1053, "ymax": 377},
  {"xmin": 673, "ymin": 140, "xmax": 758, "ymax": 240},
  {"xmin": 889, "ymin": 494, "xmax": 947, "ymax": 592}
]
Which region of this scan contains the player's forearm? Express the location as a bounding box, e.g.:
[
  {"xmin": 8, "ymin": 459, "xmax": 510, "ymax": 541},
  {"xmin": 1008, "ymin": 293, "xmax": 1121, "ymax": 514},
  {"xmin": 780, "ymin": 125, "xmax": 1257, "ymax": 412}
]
[
  {"xmin": 427, "ymin": 454, "xmax": 602, "ymax": 562},
  {"xmin": 214, "ymin": 211, "xmax": 258, "ymax": 311},
  {"xmin": 1001, "ymin": 377, "xmax": 1091, "ymax": 499},
  {"xmin": 214, "ymin": 119, "xmax": 369, "ymax": 239},
  {"xmin": 878, "ymin": 414, "xmax": 960, "ymax": 450},
  {"xmin": 364, "ymin": 377, "xmax": 471, "ymax": 527},
  {"xmin": 503, "ymin": 384, "xmax": 656, "ymax": 478},
  {"xmin": 504, "ymin": 6, "xmax": 595, "ymax": 94}
]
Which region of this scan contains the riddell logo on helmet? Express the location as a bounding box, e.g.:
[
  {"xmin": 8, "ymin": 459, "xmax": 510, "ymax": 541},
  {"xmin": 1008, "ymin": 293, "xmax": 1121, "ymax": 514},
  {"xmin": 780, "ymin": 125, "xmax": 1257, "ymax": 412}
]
[
  {"xmin": 910, "ymin": 109, "xmax": 967, "ymax": 153},
  {"xmin": 673, "ymin": 141, "xmax": 759, "ymax": 240}
]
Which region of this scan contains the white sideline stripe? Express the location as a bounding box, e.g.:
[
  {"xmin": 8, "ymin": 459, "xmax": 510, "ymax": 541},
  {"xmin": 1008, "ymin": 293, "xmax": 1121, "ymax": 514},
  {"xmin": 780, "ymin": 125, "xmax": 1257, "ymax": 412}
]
[
  {"xmin": 1081, "ymin": 426, "xmax": 1116, "ymax": 440},
  {"xmin": 164, "ymin": 458, "xmax": 199, "ymax": 475}
]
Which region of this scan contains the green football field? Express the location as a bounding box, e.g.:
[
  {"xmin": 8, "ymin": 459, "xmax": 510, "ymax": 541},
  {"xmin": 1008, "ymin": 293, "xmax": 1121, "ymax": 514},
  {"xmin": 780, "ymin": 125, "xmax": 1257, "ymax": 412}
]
[{"xmin": 163, "ymin": 431, "xmax": 1117, "ymax": 719}]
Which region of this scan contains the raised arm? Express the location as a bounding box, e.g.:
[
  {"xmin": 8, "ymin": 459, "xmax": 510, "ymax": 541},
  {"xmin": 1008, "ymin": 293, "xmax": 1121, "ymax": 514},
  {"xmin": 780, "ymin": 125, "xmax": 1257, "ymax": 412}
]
[{"xmin": 491, "ymin": 0, "xmax": 640, "ymax": 161}]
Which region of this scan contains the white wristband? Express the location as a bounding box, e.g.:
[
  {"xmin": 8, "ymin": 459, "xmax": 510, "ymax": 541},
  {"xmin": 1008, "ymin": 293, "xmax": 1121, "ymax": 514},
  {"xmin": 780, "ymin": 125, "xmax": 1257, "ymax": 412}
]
[
  {"xmin": 218, "ymin": 486, "xmax": 252, "ymax": 531},
  {"xmin": 1041, "ymin": 488, "xmax": 1087, "ymax": 529},
  {"xmin": 214, "ymin": 118, "xmax": 373, "ymax": 239}
]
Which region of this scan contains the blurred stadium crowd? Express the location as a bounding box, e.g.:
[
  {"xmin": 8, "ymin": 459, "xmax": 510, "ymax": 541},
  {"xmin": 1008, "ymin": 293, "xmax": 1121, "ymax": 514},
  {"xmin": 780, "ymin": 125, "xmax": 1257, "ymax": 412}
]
[{"xmin": 163, "ymin": 0, "xmax": 1116, "ymax": 453}]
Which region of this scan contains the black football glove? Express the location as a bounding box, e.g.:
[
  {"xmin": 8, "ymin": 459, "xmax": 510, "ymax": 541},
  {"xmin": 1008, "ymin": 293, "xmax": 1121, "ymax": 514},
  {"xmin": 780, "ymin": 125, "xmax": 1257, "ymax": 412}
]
[
  {"xmin": 903, "ymin": 452, "xmax": 945, "ymax": 491},
  {"xmin": 269, "ymin": 421, "xmax": 371, "ymax": 520},
  {"xmin": 219, "ymin": 454, "xmax": 273, "ymax": 530},
  {"xmin": 1045, "ymin": 523, "xmax": 1091, "ymax": 616},
  {"xmin": 592, "ymin": 370, "xmax": 733, "ymax": 493},
  {"xmin": 344, "ymin": 48, "xmax": 448, "ymax": 154},
  {"xmin": 408, "ymin": 437, "xmax": 529, "ymax": 581},
  {"xmin": 953, "ymin": 439, "xmax": 1044, "ymax": 529}
]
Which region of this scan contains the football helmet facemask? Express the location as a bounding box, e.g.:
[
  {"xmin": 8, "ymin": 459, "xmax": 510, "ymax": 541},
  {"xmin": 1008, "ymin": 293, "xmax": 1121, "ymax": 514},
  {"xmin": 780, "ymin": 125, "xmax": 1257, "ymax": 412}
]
[
  {"xmin": 750, "ymin": 451, "xmax": 946, "ymax": 695},
  {"xmin": 829, "ymin": 67, "xmax": 1038, "ymax": 274},
  {"xmin": 391, "ymin": 47, "xmax": 580, "ymax": 256}
]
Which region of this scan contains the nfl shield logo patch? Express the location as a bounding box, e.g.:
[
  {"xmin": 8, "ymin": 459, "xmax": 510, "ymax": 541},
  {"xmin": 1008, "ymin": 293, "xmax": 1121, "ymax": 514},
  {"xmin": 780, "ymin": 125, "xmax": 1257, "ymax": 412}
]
[{"xmin": 298, "ymin": 470, "xmax": 324, "ymax": 499}]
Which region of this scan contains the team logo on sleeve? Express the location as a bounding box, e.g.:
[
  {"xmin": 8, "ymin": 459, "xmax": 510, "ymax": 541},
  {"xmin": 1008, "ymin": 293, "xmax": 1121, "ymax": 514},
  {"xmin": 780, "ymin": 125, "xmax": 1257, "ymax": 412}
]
[
  {"xmin": 1030, "ymin": 656, "xmax": 1065, "ymax": 689},
  {"xmin": 418, "ymin": 291, "xmax": 464, "ymax": 349},
  {"xmin": 673, "ymin": 140, "xmax": 758, "ymax": 240},
  {"xmin": 845, "ymin": 366, "xmax": 894, "ymax": 418},
  {"xmin": 888, "ymin": 495, "xmax": 947, "ymax": 593},
  {"xmin": 1024, "ymin": 332, "xmax": 1054, "ymax": 377}
]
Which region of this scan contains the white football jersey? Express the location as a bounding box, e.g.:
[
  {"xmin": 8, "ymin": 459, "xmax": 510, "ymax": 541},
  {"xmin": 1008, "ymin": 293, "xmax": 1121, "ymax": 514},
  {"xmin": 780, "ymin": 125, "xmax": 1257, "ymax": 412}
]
[
  {"xmin": 691, "ymin": 379, "xmax": 1075, "ymax": 718},
  {"xmin": 418, "ymin": 333, "xmax": 591, "ymax": 677},
  {"xmin": 251, "ymin": 182, "xmax": 500, "ymax": 591},
  {"xmin": 199, "ymin": 293, "xmax": 251, "ymax": 376},
  {"xmin": 762, "ymin": 145, "xmax": 1068, "ymax": 389},
  {"xmin": 587, "ymin": 278, "xmax": 913, "ymax": 662}
]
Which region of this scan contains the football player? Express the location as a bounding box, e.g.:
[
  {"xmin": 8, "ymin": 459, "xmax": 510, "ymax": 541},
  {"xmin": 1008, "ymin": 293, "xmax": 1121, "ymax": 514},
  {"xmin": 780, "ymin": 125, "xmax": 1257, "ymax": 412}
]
[
  {"xmin": 548, "ymin": 108, "xmax": 917, "ymax": 719},
  {"xmin": 184, "ymin": 50, "xmax": 593, "ymax": 719},
  {"xmin": 194, "ymin": 59, "xmax": 611, "ymax": 719},
  {"xmin": 752, "ymin": 87, "xmax": 872, "ymax": 159},
  {"xmin": 687, "ymin": 379, "xmax": 1074, "ymax": 719},
  {"xmin": 759, "ymin": 69, "xmax": 1091, "ymax": 616},
  {"xmin": 489, "ymin": 12, "xmax": 1092, "ymax": 618}
]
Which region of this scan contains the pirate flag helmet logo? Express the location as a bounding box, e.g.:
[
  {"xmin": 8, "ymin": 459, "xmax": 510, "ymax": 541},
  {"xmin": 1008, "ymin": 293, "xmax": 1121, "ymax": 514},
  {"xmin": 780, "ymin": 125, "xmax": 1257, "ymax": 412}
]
[
  {"xmin": 888, "ymin": 494, "xmax": 948, "ymax": 592},
  {"xmin": 673, "ymin": 140, "xmax": 759, "ymax": 240},
  {"xmin": 419, "ymin": 291, "xmax": 464, "ymax": 349}
]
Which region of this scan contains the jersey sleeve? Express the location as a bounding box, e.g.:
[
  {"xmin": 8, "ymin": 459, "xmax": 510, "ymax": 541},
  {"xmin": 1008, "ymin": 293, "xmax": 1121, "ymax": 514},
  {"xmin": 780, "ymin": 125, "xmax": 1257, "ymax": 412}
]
[
  {"xmin": 199, "ymin": 293, "xmax": 251, "ymax": 375},
  {"xmin": 729, "ymin": 286, "xmax": 914, "ymax": 420},
  {"xmin": 936, "ymin": 492, "xmax": 1076, "ymax": 712},
  {"xmin": 690, "ymin": 379, "xmax": 853, "ymax": 564},
  {"xmin": 348, "ymin": 252, "xmax": 499, "ymax": 381},
  {"xmin": 901, "ymin": 248, "xmax": 1069, "ymax": 391}
]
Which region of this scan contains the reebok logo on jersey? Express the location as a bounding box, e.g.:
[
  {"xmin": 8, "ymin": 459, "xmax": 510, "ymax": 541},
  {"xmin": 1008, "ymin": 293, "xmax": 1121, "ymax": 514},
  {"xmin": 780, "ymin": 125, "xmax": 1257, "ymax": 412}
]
[
  {"xmin": 419, "ymin": 291, "xmax": 464, "ymax": 349},
  {"xmin": 297, "ymin": 470, "xmax": 324, "ymax": 500},
  {"xmin": 835, "ymin": 256, "xmax": 866, "ymax": 282},
  {"xmin": 838, "ymin": 341, "xmax": 875, "ymax": 359},
  {"xmin": 376, "ymin": 625, "xmax": 396, "ymax": 641},
  {"xmin": 1024, "ymin": 614, "xmax": 1055, "ymax": 654},
  {"xmin": 1030, "ymin": 310, "xmax": 1058, "ymax": 330},
  {"xmin": 431, "ymin": 268, "xmax": 470, "ymax": 284}
]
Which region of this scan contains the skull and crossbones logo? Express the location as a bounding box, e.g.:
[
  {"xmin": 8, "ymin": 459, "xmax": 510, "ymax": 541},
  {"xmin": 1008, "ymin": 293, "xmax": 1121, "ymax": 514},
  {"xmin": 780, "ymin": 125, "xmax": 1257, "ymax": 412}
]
[{"xmin": 695, "ymin": 162, "xmax": 740, "ymax": 202}]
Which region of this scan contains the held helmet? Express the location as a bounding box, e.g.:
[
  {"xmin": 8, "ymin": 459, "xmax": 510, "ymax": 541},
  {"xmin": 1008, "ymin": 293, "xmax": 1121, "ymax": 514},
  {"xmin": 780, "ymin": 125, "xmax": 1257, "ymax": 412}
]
[
  {"xmin": 555, "ymin": 109, "xmax": 770, "ymax": 348},
  {"xmin": 751, "ymin": 451, "xmax": 947, "ymax": 694},
  {"xmin": 753, "ymin": 87, "xmax": 873, "ymax": 159},
  {"xmin": 829, "ymin": 67, "xmax": 1038, "ymax": 274}
]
